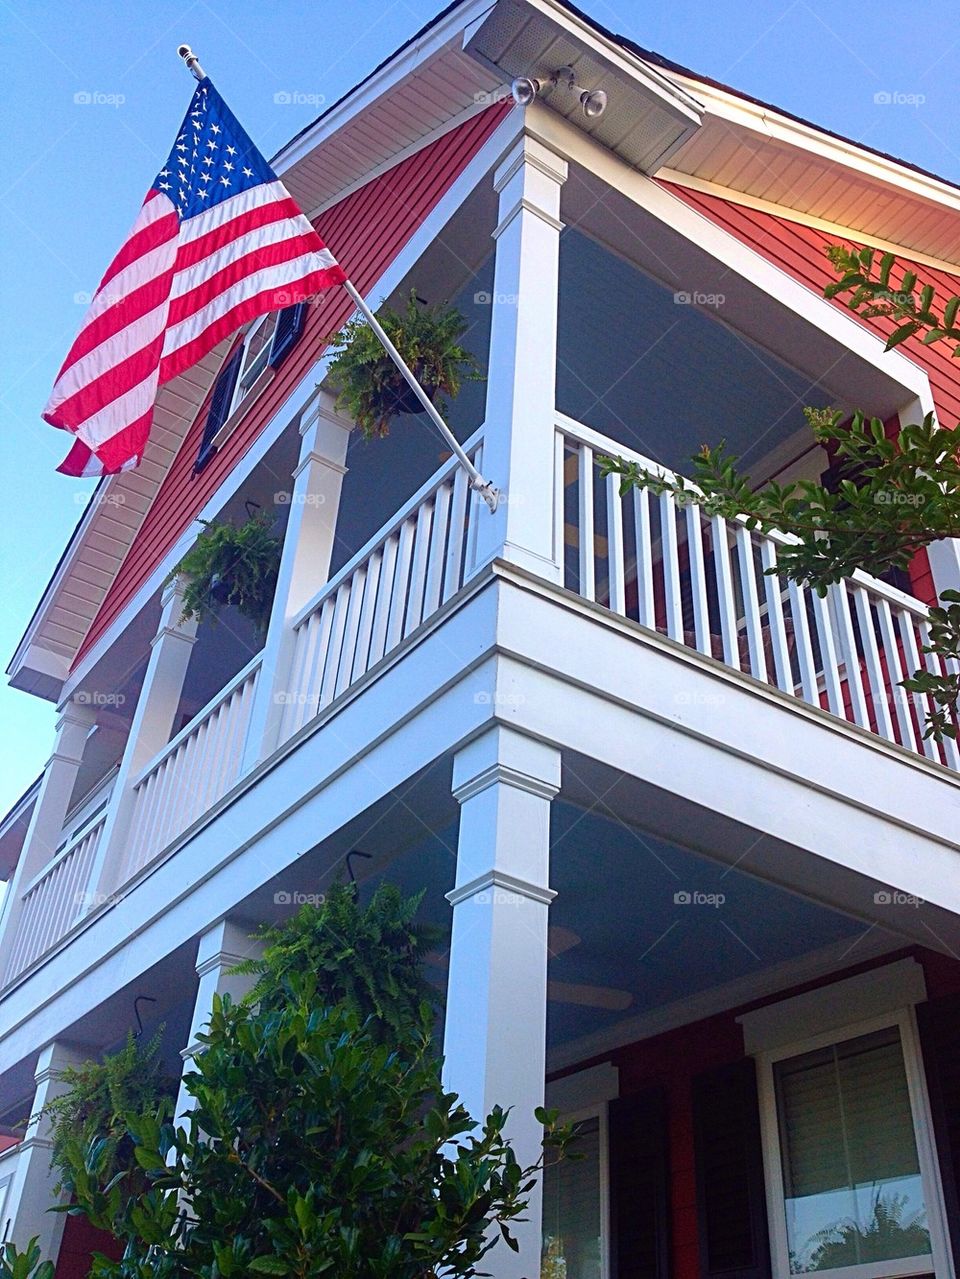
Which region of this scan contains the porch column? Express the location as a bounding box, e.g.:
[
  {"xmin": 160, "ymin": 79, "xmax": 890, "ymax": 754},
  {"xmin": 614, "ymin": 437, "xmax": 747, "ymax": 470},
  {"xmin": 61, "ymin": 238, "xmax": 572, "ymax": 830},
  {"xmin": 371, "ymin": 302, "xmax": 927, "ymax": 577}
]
[
  {"xmin": 470, "ymin": 132, "xmax": 568, "ymax": 584},
  {"xmin": 172, "ymin": 918, "xmax": 264, "ymax": 1131},
  {"xmin": 442, "ymin": 725, "xmax": 561, "ymax": 1278},
  {"xmin": 85, "ymin": 576, "xmax": 198, "ymax": 907},
  {"xmin": 1, "ymin": 1041, "xmax": 87, "ymax": 1256},
  {"xmin": 0, "ymin": 699, "xmax": 94, "ymax": 982},
  {"xmin": 241, "ymin": 392, "xmax": 352, "ymax": 770}
]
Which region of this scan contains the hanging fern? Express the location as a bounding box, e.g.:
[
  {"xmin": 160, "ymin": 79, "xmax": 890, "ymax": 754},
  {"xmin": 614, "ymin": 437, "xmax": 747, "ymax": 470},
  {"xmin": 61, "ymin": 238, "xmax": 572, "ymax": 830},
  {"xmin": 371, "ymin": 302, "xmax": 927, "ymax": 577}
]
[
  {"xmin": 325, "ymin": 290, "xmax": 483, "ymax": 439},
  {"xmin": 234, "ymin": 882, "xmax": 443, "ymax": 1038},
  {"xmin": 166, "ymin": 511, "xmax": 281, "ymax": 632},
  {"xmin": 40, "ymin": 1030, "xmax": 171, "ymax": 1197}
]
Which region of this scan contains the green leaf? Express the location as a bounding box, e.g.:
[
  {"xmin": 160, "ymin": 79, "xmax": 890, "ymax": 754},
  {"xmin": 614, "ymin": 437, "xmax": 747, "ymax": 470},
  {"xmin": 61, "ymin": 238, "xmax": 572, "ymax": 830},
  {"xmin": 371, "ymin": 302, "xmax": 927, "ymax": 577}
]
[
  {"xmin": 885, "ymin": 321, "xmax": 921, "ymax": 350},
  {"xmin": 248, "ymin": 1259, "xmax": 289, "ymax": 1275}
]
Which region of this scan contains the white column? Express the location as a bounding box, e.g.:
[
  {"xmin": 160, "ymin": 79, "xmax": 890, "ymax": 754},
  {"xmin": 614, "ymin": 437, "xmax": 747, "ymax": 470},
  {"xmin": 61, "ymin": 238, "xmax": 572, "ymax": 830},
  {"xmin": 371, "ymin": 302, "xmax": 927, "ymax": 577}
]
[
  {"xmin": 2, "ymin": 1041, "xmax": 87, "ymax": 1257},
  {"xmin": 172, "ymin": 918, "xmax": 264, "ymax": 1131},
  {"xmin": 85, "ymin": 577, "xmax": 198, "ymax": 906},
  {"xmin": 0, "ymin": 700, "xmax": 94, "ymax": 980},
  {"xmin": 241, "ymin": 393, "xmax": 352, "ymax": 770},
  {"xmin": 470, "ymin": 133, "xmax": 568, "ymax": 583},
  {"xmin": 442, "ymin": 726, "xmax": 560, "ymax": 1279}
]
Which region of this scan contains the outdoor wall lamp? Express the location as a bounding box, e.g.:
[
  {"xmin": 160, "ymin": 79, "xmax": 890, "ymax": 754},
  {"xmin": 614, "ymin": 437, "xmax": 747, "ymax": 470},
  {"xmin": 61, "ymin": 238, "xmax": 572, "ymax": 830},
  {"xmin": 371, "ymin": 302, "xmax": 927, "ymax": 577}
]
[{"xmin": 510, "ymin": 65, "xmax": 608, "ymax": 118}]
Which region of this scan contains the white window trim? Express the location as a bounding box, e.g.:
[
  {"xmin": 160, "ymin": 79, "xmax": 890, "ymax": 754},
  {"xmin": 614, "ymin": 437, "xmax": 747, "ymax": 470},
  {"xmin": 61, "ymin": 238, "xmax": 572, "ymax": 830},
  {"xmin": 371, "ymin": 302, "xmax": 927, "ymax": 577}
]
[
  {"xmin": 541, "ymin": 1099, "xmax": 611, "ymax": 1279},
  {"xmin": 754, "ymin": 1005, "xmax": 955, "ymax": 1279}
]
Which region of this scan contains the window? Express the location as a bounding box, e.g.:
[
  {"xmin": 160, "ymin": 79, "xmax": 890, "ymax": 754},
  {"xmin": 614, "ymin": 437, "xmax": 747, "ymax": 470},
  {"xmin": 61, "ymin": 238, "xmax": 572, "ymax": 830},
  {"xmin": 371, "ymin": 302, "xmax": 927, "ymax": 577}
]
[
  {"xmin": 231, "ymin": 312, "xmax": 278, "ymax": 413},
  {"xmin": 194, "ymin": 303, "xmax": 306, "ymax": 473},
  {"xmin": 542, "ymin": 1113, "xmax": 606, "ymax": 1279},
  {"xmin": 756, "ymin": 1008, "xmax": 951, "ymax": 1279}
]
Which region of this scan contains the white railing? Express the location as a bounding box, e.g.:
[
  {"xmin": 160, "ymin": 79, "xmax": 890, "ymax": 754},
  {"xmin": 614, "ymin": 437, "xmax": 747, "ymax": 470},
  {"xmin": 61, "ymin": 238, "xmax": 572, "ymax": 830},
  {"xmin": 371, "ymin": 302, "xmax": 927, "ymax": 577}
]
[
  {"xmin": 3, "ymin": 813, "xmax": 106, "ymax": 983},
  {"xmin": 279, "ymin": 434, "xmax": 485, "ymax": 741},
  {"xmin": 123, "ymin": 654, "xmax": 262, "ymax": 880},
  {"xmin": 557, "ymin": 414, "xmax": 960, "ymax": 772}
]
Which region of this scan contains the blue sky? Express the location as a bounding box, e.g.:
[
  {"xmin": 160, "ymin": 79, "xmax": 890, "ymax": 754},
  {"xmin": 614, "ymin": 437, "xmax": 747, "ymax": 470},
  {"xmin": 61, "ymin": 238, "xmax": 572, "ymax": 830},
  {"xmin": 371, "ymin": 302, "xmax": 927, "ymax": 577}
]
[{"xmin": 0, "ymin": 0, "xmax": 957, "ymax": 820}]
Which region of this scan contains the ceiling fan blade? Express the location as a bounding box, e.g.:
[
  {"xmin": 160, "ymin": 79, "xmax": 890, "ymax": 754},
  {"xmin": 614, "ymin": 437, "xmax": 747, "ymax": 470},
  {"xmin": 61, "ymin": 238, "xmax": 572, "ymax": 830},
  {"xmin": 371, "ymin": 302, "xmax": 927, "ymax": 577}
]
[
  {"xmin": 548, "ymin": 980, "xmax": 633, "ymax": 1011},
  {"xmin": 548, "ymin": 925, "xmax": 581, "ymax": 957}
]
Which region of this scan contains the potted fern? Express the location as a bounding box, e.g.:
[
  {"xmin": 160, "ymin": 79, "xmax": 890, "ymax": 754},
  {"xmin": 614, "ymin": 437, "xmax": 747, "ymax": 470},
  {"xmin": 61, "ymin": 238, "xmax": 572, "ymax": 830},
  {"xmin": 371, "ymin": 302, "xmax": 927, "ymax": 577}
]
[
  {"xmin": 167, "ymin": 511, "xmax": 281, "ymax": 633},
  {"xmin": 325, "ymin": 290, "xmax": 482, "ymax": 438}
]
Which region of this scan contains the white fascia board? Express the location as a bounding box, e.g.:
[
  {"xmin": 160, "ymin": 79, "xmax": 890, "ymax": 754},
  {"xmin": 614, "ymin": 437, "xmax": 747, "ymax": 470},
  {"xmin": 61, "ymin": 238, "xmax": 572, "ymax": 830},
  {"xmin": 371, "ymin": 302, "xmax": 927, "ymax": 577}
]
[
  {"xmin": 271, "ymin": 0, "xmax": 494, "ymax": 177},
  {"xmin": 526, "ymin": 103, "xmax": 936, "ymax": 410},
  {"xmin": 668, "ymin": 72, "xmax": 960, "ymax": 216},
  {"xmin": 59, "ymin": 108, "xmax": 524, "ymax": 705}
]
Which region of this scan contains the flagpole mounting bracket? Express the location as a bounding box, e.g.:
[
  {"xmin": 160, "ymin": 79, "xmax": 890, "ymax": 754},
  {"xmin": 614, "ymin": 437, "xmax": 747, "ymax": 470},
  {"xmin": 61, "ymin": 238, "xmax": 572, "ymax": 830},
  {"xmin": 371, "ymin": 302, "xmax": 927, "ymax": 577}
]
[{"xmin": 177, "ymin": 45, "xmax": 206, "ymax": 81}]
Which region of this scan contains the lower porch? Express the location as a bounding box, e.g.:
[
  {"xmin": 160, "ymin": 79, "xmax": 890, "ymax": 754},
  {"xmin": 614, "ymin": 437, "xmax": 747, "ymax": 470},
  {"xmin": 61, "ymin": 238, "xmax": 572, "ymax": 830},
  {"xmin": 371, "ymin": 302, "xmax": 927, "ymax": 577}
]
[{"xmin": 2, "ymin": 745, "xmax": 958, "ymax": 1279}]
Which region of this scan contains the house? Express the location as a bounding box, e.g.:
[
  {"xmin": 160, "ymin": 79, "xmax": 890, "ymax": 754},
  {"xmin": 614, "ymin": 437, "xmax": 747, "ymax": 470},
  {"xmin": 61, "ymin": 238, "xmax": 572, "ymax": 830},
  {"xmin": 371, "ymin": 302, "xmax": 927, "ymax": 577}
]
[{"xmin": 1, "ymin": 1, "xmax": 958, "ymax": 1276}]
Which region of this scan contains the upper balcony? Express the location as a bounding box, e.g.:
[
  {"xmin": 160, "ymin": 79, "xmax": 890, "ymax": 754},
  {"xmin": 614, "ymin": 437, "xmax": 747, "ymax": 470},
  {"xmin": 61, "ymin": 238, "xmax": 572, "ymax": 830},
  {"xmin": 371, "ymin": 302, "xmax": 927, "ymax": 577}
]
[{"xmin": 1, "ymin": 110, "xmax": 957, "ymax": 1016}]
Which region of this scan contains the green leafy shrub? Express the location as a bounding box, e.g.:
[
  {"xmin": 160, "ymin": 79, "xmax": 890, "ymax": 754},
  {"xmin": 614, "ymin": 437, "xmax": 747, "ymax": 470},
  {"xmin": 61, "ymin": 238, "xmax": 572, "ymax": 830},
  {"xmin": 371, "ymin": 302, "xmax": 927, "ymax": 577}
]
[
  {"xmin": 47, "ymin": 890, "xmax": 571, "ymax": 1278},
  {"xmin": 325, "ymin": 290, "xmax": 482, "ymax": 438}
]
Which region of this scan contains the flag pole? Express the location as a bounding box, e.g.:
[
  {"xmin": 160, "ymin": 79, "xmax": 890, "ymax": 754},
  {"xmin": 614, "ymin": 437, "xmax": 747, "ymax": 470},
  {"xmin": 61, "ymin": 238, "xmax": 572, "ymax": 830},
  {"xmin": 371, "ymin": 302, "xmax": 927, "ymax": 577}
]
[
  {"xmin": 341, "ymin": 281, "xmax": 499, "ymax": 512},
  {"xmin": 174, "ymin": 45, "xmax": 498, "ymax": 512}
]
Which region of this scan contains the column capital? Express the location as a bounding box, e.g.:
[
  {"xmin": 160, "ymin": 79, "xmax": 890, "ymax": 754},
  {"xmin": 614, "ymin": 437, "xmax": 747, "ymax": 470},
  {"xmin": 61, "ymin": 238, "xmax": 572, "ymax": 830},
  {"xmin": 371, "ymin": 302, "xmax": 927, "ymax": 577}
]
[
  {"xmin": 54, "ymin": 698, "xmax": 96, "ymax": 737},
  {"xmin": 446, "ymin": 868, "xmax": 557, "ymax": 908},
  {"xmin": 452, "ymin": 726, "xmax": 561, "ymax": 802},
  {"xmin": 493, "ymin": 133, "xmax": 569, "ymax": 193}
]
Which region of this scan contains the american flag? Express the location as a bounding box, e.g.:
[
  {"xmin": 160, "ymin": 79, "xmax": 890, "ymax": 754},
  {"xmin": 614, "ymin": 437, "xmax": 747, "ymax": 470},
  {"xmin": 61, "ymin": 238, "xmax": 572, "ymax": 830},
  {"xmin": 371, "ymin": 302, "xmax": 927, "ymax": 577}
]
[{"xmin": 45, "ymin": 77, "xmax": 346, "ymax": 477}]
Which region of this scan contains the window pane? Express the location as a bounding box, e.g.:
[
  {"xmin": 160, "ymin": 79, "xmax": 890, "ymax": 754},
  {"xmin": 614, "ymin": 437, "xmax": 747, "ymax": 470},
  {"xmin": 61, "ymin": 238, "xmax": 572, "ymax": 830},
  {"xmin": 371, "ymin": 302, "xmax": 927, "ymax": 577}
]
[
  {"xmin": 542, "ymin": 1116, "xmax": 602, "ymax": 1279},
  {"xmin": 774, "ymin": 1027, "xmax": 932, "ymax": 1273},
  {"xmin": 237, "ymin": 313, "xmax": 278, "ymax": 402}
]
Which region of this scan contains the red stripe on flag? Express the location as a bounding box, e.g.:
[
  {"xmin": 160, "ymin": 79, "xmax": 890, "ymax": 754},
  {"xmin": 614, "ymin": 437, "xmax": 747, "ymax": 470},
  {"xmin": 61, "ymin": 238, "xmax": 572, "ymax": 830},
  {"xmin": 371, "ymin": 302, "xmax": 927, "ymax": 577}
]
[
  {"xmin": 166, "ymin": 233, "xmax": 326, "ymax": 327},
  {"xmin": 174, "ymin": 196, "xmax": 311, "ymax": 272},
  {"xmin": 160, "ymin": 263, "xmax": 344, "ymax": 382}
]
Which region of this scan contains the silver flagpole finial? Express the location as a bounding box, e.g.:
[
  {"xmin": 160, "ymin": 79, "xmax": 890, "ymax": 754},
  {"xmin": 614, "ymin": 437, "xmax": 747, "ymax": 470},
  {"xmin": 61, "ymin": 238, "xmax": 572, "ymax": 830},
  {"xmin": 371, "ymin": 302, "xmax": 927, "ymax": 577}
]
[{"xmin": 177, "ymin": 45, "xmax": 206, "ymax": 81}]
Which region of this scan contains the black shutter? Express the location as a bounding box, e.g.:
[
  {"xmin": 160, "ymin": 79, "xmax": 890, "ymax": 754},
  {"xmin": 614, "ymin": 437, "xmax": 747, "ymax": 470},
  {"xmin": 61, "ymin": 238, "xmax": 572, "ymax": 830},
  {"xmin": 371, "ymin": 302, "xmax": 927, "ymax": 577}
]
[
  {"xmin": 917, "ymin": 993, "xmax": 960, "ymax": 1271},
  {"xmin": 194, "ymin": 346, "xmax": 243, "ymax": 473},
  {"xmin": 268, "ymin": 302, "xmax": 307, "ymax": 369},
  {"xmin": 692, "ymin": 1059, "xmax": 771, "ymax": 1279},
  {"xmin": 608, "ymin": 1087, "xmax": 671, "ymax": 1279}
]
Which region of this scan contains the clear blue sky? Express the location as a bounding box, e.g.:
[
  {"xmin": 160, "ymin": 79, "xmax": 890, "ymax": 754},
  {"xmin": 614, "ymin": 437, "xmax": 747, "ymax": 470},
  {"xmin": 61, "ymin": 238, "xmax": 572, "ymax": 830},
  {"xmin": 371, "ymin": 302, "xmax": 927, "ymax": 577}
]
[{"xmin": 0, "ymin": 0, "xmax": 957, "ymax": 821}]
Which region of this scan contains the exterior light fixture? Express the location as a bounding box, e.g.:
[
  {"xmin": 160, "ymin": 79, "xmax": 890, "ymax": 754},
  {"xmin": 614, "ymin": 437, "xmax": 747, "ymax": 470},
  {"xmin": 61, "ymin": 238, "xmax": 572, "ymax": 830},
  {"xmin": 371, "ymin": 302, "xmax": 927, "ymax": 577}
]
[{"xmin": 510, "ymin": 65, "xmax": 608, "ymax": 119}]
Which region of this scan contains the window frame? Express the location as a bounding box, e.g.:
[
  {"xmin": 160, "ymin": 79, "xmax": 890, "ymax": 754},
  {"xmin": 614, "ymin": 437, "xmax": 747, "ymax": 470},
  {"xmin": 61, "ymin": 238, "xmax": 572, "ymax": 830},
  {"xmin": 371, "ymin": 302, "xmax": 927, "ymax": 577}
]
[
  {"xmin": 755, "ymin": 1007, "xmax": 954, "ymax": 1279},
  {"xmin": 228, "ymin": 312, "xmax": 279, "ymax": 419},
  {"xmin": 541, "ymin": 1100, "xmax": 611, "ymax": 1279}
]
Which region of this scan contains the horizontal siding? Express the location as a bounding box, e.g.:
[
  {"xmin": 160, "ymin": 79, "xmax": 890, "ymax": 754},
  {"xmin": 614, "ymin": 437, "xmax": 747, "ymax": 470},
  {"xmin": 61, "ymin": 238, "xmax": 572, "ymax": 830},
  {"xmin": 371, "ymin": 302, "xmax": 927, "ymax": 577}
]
[
  {"xmin": 665, "ymin": 182, "xmax": 960, "ymax": 604},
  {"xmin": 74, "ymin": 103, "xmax": 511, "ymax": 668}
]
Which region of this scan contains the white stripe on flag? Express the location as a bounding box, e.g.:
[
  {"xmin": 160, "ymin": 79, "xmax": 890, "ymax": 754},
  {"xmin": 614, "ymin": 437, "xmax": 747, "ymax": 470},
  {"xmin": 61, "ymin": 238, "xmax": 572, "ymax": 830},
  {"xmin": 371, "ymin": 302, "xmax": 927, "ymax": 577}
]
[
  {"xmin": 169, "ymin": 218, "xmax": 318, "ymax": 300},
  {"xmin": 48, "ymin": 300, "xmax": 171, "ymax": 404},
  {"xmin": 161, "ymin": 250, "xmax": 327, "ymax": 357},
  {"xmin": 74, "ymin": 370, "xmax": 160, "ymax": 450},
  {"xmin": 175, "ymin": 181, "xmax": 294, "ymax": 245}
]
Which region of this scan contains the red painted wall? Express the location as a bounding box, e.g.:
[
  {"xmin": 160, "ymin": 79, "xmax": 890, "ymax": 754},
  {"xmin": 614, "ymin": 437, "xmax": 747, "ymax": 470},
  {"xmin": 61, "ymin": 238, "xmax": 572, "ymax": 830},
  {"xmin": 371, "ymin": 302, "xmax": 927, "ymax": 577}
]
[
  {"xmin": 53, "ymin": 1215, "xmax": 122, "ymax": 1279},
  {"xmin": 556, "ymin": 946, "xmax": 960, "ymax": 1279},
  {"xmin": 663, "ymin": 183, "xmax": 960, "ymax": 607},
  {"xmin": 74, "ymin": 103, "xmax": 511, "ymax": 669}
]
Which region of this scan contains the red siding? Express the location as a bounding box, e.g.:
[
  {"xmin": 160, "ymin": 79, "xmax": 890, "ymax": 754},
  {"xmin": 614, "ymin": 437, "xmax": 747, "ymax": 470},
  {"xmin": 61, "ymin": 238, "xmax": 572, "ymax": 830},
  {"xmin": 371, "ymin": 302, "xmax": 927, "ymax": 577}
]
[
  {"xmin": 663, "ymin": 183, "xmax": 960, "ymax": 604},
  {"xmin": 53, "ymin": 1214, "xmax": 122, "ymax": 1279},
  {"xmin": 74, "ymin": 103, "xmax": 511, "ymax": 668}
]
